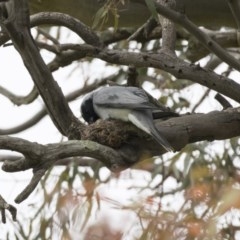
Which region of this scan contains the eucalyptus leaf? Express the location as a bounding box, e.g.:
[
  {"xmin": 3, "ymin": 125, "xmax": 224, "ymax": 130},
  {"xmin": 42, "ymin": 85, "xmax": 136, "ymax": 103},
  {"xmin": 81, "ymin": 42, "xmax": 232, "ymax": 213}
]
[
  {"xmin": 92, "ymin": 5, "xmax": 108, "ymax": 29},
  {"xmin": 144, "ymin": 0, "xmax": 158, "ymax": 21}
]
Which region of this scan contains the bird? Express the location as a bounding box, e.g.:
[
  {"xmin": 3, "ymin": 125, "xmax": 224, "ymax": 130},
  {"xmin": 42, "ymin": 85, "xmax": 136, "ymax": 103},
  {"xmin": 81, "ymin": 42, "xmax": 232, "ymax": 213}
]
[{"xmin": 80, "ymin": 86, "xmax": 173, "ymax": 152}]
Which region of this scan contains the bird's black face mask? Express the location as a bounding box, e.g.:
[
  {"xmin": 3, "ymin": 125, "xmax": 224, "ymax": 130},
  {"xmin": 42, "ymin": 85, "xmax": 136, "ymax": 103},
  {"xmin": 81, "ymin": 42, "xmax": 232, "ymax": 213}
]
[{"xmin": 81, "ymin": 96, "xmax": 99, "ymax": 124}]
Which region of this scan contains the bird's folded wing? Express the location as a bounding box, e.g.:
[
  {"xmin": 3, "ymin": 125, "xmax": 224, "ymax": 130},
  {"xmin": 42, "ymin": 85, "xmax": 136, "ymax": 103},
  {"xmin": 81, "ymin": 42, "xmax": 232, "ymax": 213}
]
[{"xmin": 93, "ymin": 86, "xmax": 158, "ymax": 110}]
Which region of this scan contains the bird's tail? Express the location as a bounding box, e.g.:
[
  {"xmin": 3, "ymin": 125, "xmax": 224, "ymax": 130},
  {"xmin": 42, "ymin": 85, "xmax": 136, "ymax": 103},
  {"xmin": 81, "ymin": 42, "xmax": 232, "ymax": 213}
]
[
  {"xmin": 129, "ymin": 111, "xmax": 174, "ymax": 152},
  {"xmin": 150, "ymin": 128, "xmax": 174, "ymax": 152}
]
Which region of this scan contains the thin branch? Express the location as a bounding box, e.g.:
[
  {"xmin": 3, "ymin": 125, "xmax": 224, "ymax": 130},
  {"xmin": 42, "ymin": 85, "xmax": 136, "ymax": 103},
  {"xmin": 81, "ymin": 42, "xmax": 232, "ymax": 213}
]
[
  {"xmin": 0, "ymin": 0, "xmax": 81, "ymax": 138},
  {"xmin": 0, "ymin": 75, "xmax": 111, "ymax": 135},
  {"xmin": 0, "ymin": 138, "xmax": 44, "ymax": 163},
  {"xmin": 0, "ymin": 195, "xmax": 17, "ymax": 223},
  {"xmin": 192, "ymin": 89, "xmax": 211, "ymax": 113},
  {"xmin": 154, "ymin": 0, "xmax": 240, "ymax": 72},
  {"xmin": 36, "ymin": 41, "xmax": 61, "ymax": 54},
  {"xmin": 15, "ymin": 168, "xmax": 47, "ymax": 203},
  {"xmin": 186, "ymin": 29, "xmax": 239, "ymax": 62},
  {"xmin": 226, "ymin": 0, "xmax": 240, "ymax": 29},
  {"xmin": 215, "ymin": 93, "xmax": 233, "ymax": 109},
  {"xmin": 128, "ymin": 17, "xmax": 158, "ymax": 41},
  {"xmin": 101, "ymin": 25, "xmax": 170, "ymax": 44},
  {"xmin": 47, "ymin": 43, "xmax": 240, "ymax": 103},
  {"xmin": 1, "ymin": 108, "xmax": 240, "ymax": 203},
  {"xmin": 0, "ymin": 85, "xmax": 38, "ymax": 105},
  {"xmin": 0, "ymin": 154, "xmax": 100, "ymax": 169},
  {"xmin": 36, "ymin": 27, "xmax": 60, "ymax": 45},
  {"xmin": 0, "ymin": 108, "xmax": 47, "ymax": 135}
]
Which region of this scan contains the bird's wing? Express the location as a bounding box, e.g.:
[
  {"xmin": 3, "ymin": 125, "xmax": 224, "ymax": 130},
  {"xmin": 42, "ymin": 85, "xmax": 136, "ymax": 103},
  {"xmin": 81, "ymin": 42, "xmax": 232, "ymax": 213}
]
[{"xmin": 93, "ymin": 86, "xmax": 158, "ymax": 110}]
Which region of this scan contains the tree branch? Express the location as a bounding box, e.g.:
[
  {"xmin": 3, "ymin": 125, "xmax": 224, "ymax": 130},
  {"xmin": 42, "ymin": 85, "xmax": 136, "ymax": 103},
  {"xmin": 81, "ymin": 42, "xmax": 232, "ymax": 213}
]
[
  {"xmin": 215, "ymin": 93, "xmax": 233, "ymax": 109},
  {"xmin": 0, "ymin": 135, "xmax": 128, "ymax": 204},
  {"xmin": 0, "ymin": 85, "xmax": 38, "ymax": 105},
  {"xmin": 186, "ymin": 29, "xmax": 239, "ymax": 62},
  {"xmin": 192, "ymin": 89, "xmax": 210, "ymax": 113},
  {"xmin": 0, "ymin": 195, "xmax": 17, "ymax": 224},
  {"xmin": 157, "ymin": 0, "xmax": 176, "ymax": 55},
  {"xmin": 0, "ymin": 0, "xmax": 82, "ymax": 138},
  {"xmin": 30, "ymin": 12, "xmax": 102, "ymax": 47},
  {"xmin": 0, "ymin": 108, "xmax": 47, "ymax": 135},
  {"xmin": 154, "ymin": 0, "xmax": 240, "ymax": 72},
  {"xmin": 14, "ymin": 168, "xmax": 47, "ymax": 203},
  {"xmin": 0, "ymin": 138, "xmax": 126, "ymax": 173},
  {"xmin": 0, "ymin": 11, "xmax": 103, "ymax": 47},
  {"xmin": 1, "ymin": 108, "xmax": 240, "ymax": 204},
  {"xmin": 0, "ymin": 75, "xmax": 111, "ymax": 135},
  {"xmin": 47, "ymin": 44, "xmax": 240, "ymax": 103},
  {"xmin": 226, "ymin": 0, "xmax": 240, "ymax": 29}
]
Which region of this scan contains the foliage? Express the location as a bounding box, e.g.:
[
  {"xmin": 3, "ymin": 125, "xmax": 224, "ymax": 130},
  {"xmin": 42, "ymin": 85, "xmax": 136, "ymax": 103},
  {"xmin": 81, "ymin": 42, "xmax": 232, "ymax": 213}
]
[{"xmin": 92, "ymin": 0, "xmax": 123, "ymax": 30}]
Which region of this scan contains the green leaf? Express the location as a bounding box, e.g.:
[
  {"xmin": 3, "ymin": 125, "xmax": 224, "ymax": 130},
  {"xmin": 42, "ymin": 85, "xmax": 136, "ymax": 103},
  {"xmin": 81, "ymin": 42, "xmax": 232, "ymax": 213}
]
[
  {"xmin": 144, "ymin": 0, "xmax": 158, "ymax": 20},
  {"xmin": 92, "ymin": 6, "xmax": 108, "ymax": 29},
  {"xmin": 113, "ymin": 8, "xmax": 119, "ymax": 31}
]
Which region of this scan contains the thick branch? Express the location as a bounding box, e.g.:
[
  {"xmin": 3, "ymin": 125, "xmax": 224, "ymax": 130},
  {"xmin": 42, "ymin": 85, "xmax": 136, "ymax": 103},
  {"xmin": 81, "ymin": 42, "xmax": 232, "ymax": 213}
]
[
  {"xmin": 79, "ymin": 108, "xmax": 240, "ymax": 157},
  {"xmin": 48, "ymin": 44, "xmax": 240, "ymax": 103},
  {"xmin": 30, "ymin": 12, "xmax": 102, "ymax": 47},
  {"xmin": 1, "ymin": 109, "xmax": 240, "ymax": 170},
  {"xmin": 0, "ymin": 136, "xmax": 126, "ymax": 203},
  {"xmin": 0, "ymin": 11, "xmax": 102, "ymax": 47},
  {"xmin": 0, "ymin": 108, "xmax": 240, "ymax": 171},
  {"xmin": 0, "ymin": 136, "xmax": 126, "ymax": 172},
  {"xmin": 0, "ymin": 108, "xmax": 240, "ymax": 203},
  {"xmin": 157, "ymin": 0, "xmax": 176, "ymax": 54},
  {"xmin": 0, "ymin": 0, "xmax": 81, "ymax": 138},
  {"xmin": 157, "ymin": 108, "xmax": 240, "ymax": 150}
]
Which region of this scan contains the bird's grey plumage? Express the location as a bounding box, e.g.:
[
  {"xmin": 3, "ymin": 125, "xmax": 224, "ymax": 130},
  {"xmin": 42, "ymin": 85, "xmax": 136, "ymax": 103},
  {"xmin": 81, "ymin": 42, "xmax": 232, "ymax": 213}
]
[
  {"xmin": 81, "ymin": 86, "xmax": 173, "ymax": 152},
  {"xmin": 94, "ymin": 87, "xmax": 158, "ymax": 109}
]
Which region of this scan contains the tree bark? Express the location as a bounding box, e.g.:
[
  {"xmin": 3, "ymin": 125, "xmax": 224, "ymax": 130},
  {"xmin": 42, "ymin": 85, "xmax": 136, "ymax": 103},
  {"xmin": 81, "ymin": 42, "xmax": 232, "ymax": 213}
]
[{"xmin": 1, "ymin": 108, "xmax": 240, "ymax": 171}]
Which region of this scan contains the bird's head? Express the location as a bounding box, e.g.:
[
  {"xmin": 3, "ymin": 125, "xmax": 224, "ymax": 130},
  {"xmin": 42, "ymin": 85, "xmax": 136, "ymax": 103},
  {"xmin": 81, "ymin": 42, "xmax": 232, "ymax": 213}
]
[{"xmin": 81, "ymin": 92, "xmax": 99, "ymax": 124}]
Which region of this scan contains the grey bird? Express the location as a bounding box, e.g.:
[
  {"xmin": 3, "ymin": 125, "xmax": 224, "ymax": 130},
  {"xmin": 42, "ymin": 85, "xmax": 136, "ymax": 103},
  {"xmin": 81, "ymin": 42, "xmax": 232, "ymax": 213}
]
[{"xmin": 81, "ymin": 86, "xmax": 173, "ymax": 152}]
